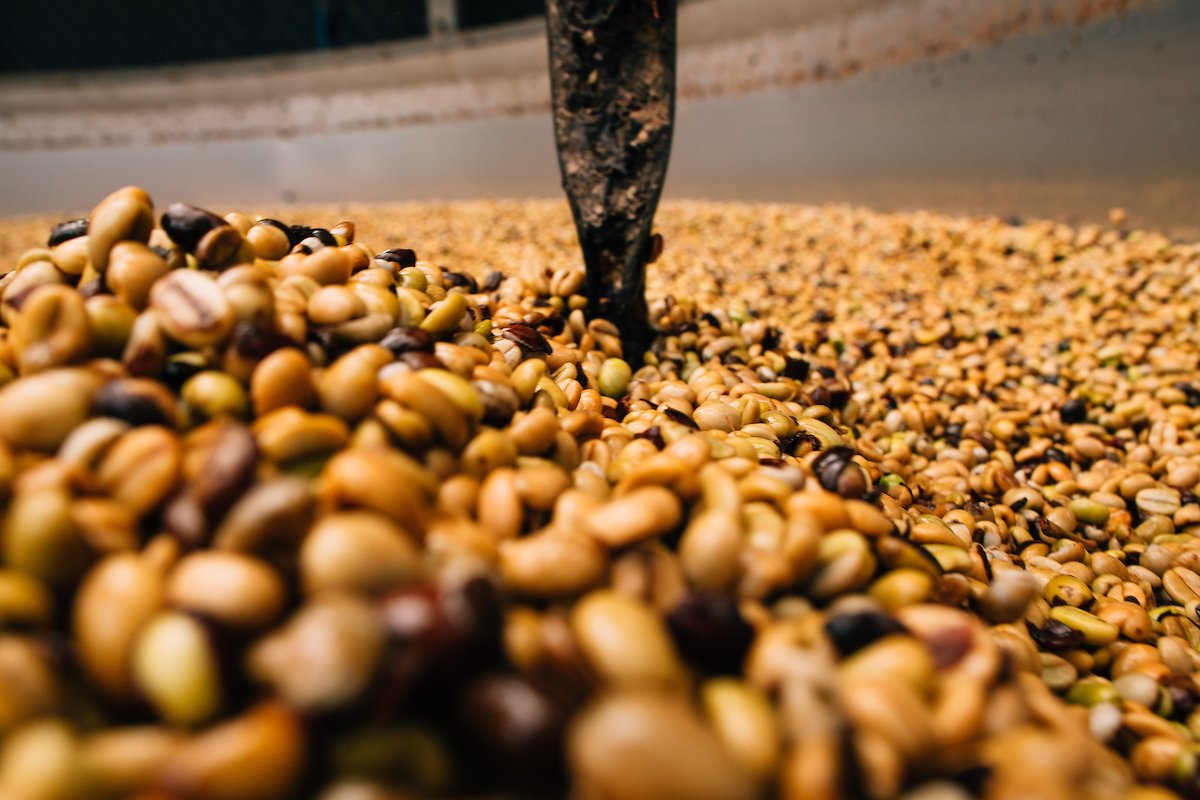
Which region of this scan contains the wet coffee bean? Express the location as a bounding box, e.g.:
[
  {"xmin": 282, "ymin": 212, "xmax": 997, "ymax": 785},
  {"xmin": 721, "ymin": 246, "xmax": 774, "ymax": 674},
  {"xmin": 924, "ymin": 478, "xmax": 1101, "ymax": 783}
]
[
  {"xmin": 160, "ymin": 203, "xmax": 228, "ymax": 252},
  {"xmin": 665, "ymin": 591, "xmax": 755, "ymax": 676},
  {"xmin": 824, "ymin": 610, "xmax": 909, "ymax": 657},
  {"xmin": 380, "ymin": 326, "xmax": 434, "ymax": 355},
  {"xmin": 309, "ymin": 228, "xmax": 338, "ymax": 247},
  {"xmin": 501, "ymin": 324, "xmax": 553, "ymax": 356},
  {"xmin": 4, "ymin": 190, "xmax": 1198, "ymax": 799},
  {"xmin": 257, "ymin": 217, "xmax": 291, "ymax": 236},
  {"xmin": 47, "ymin": 218, "xmax": 89, "ymax": 247},
  {"xmin": 811, "ymin": 382, "xmax": 849, "ymax": 410},
  {"xmin": 286, "ymin": 225, "xmax": 314, "ymax": 248},
  {"xmin": 1026, "ymin": 618, "xmax": 1086, "ymax": 653},
  {"xmin": 376, "ymin": 248, "xmax": 418, "ymax": 268},
  {"xmin": 164, "ymin": 422, "xmax": 257, "ymax": 547},
  {"xmin": 1059, "ymin": 398, "xmax": 1087, "ymax": 424},
  {"xmin": 481, "ymin": 270, "xmax": 504, "ymax": 292},
  {"xmin": 813, "ymin": 446, "xmax": 868, "ymax": 498},
  {"xmin": 443, "ymin": 271, "xmax": 479, "ymax": 293},
  {"xmin": 162, "ymin": 354, "xmax": 210, "ymax": 389},
  {"xmin": 377, "ymin": 576, "xmax": 503, "ymax": 712},
  {"xmin": 783, "ymin": 355, "xmax": 810, "ymax": 381},
  {"xmin": 455, "ymin": 673, "xmax": 567, "ymax": 789},
  {"xmin": 92, "ymin": 379, "xmax": 178, "ymax": 428},
  {"xmin": 400, "ymin": 351, "xmax": 442, "ymax": 371}
]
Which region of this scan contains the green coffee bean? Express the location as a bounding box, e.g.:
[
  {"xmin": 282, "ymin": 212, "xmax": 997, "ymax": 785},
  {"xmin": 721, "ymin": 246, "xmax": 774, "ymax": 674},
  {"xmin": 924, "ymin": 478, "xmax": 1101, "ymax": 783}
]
[{"xmin": 132, "ymin": 611, "xmax": 222, "ymax": 726}]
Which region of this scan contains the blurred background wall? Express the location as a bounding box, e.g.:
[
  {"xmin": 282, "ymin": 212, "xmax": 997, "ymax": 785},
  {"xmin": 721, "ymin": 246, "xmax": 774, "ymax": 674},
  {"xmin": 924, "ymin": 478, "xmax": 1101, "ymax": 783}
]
[{"xmin": 1, "ymin": 0, "xmax": 1197, "ymax": 236}]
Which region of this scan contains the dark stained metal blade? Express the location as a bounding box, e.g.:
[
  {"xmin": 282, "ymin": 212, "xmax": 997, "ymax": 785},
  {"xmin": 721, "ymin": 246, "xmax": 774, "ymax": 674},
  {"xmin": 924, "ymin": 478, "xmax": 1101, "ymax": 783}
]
[{"xmin": 546, "ymin": 0, "xmax": 677, "ymax": 365}]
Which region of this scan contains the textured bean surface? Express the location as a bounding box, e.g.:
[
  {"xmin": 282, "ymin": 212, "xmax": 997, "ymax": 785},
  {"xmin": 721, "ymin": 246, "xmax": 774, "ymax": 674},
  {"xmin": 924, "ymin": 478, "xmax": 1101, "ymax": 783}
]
[{"xmin": 0, "ymin": 194, "xmax": 1197, "ymax": 800}]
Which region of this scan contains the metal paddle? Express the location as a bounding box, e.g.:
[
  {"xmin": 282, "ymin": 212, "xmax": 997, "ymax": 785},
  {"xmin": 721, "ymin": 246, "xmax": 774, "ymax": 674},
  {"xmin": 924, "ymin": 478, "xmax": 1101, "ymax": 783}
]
[{"xmin": 546, "ymin": 0, "xmax": 677, "ymax": 365}]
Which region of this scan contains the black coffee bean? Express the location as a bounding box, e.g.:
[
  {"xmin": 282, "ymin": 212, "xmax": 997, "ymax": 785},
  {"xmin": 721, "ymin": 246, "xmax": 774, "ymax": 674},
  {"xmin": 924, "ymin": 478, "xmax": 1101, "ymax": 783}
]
[
  {"xmin": 401, "ymin": 351, "xmax": 442, "ymax": 371},
  {"xmin": 1165, "ymin": 678, "xmax": 1197, "ymax": 721},
  {"xmin": 943, "ymin": 423, "xmax": 964, "ymax": 444},
  {"xmin": 811, "ymin": 383, "xmax": 849, "ymax": 410},
  {"xmin": 1059, "ymin": 398, "xmax": 1087, "ymax": 424},
  {"xmin": 164, "ymin": 422, "xmax": 258, "ymax": 548},
  {"xmin": 376, "ymin": 248, "xmax": 418, "ymax": 268},
  {"xmin": 1044, "ymin": 447, "xmax": 1071, "ymax": 464},
  {"xmin": 92, "ymin": 380, "xmax": 175, "ymax": 427},
  {"xmin": 160, "ymin": 203, "xmax": 227, "ymax": 252},
  {"xmin": 162, "ymin": 355, "xmax": 209, "ymax": 390},
  {"xmin": 380, "ymin": 326, "xmax": 434, "ymax": 355},
  {"xmin": 634, "ymin": 425, "xmax": 665, "ymax": 449},
  {"xmin": 287, "ymin": 225, "xmax": 314, "ymax": 247},
  {"xmin": 1176, "ymin": 383, "xmax": 1200, "ymax": 409},
  {"xmin": 1025, "ymin": 618, "xmax": 1084, "ymax": 653},
  {"xmin": 454, "ymin": 673, "xmax": 567, "ymax": 789},
  {"xmin": 665, "ymin": 591, "xmax": 755, "ymax": 675},
  {"xmin": 443, "ymin": 271, "xmax": 478, "ymax": 293},
  {"xmin": 257, "ymin": 218, "xmax": 291, "ymax": 238},
  {"xmin": 47, "ymin": 217, "xmax": 89, "ymax": 247},
  {"xmin": 813, "ymin": 446, "xmax": 867, "ymax": 499},
  {"xmin": 376, "ymin": 575, "xmax": 503, "ymax": 714},
  {"xmin": 500, "ymin": 323, "xmax": 552, "ymax": 356},
  {"xmin": 824, "ymin": 610, "xmax": 908, "ymax": 657},
  {"xmin": 783, "ymin": 356, "xmax": 810, "ymax": 381},
  {"xmin": 229, "ymin": 322, "xmax": 287, "ymax": 361},
  {"xmin": 309, "ymin": 228, "xmax": 337, "ymax": 247},
  {"xmin": 307, "ymin": 329, "xmax": 349, "ymax": 363},
  {"xmin": 481, "ymin": 270, "xmax": 504, "ymax": 292},
  {"xmin": 662, "ymin": 406, "xmax": 698, "ymax": 429}
]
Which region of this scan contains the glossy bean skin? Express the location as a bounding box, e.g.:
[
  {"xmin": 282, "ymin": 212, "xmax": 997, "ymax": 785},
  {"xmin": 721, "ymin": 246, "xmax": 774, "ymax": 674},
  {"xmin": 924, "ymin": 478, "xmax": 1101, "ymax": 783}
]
[{"xmin": 0, "ymin": 192, "xmax": 1196, "ymax": 800}]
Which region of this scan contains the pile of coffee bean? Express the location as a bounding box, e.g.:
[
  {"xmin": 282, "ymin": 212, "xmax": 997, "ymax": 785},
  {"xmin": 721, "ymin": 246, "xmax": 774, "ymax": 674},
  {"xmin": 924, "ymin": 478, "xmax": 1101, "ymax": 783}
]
[{"xmin": 0, "ymin": 186, "xmax": 1197, "ymax": 800}]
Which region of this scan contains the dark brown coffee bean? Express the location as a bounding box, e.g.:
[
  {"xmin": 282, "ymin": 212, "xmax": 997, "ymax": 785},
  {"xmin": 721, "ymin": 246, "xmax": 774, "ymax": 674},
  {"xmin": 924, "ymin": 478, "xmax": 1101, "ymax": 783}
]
[
  {"xmin": 481, "ymin": 271, "xmax": 504, "ymax": 292},
  {"xmin": 195, "ymin": 225, "xmax": 243, "ymax": 270},
  {"xmin": 501, "ymin": 323, "xmax": 552, "ymax": 356},
  {"xmin": 1060, "ymin": 398, "xmax": 1087, "ymax": 424},
  {"xmin": 824, "ymin": 610, "xmax": 909, "ymax": 657},
  {"xmin": 166, "ymin": 422, "xmax": 260, "ymax": 547},
  {"xmin": 308, "ymin": 228, "xmax": 337, "ymax": 247},
  {"xmin": 1025, "ymin": 618, "xmax": 1085, "ymax": 653},
  {"xmin": 376, "ymin": 575, "xmax": 503, "ymax": 714},
  {"xmin": 257, "ymin": 217, "xmax": 291, "ymax": 236},
  {"xmin": 380, "ymin": 326, "xmax": 433, "ymax": 356},
  {"xmin": 813, "ymin": 446, "xmax": 868, "ymax": 499},
  {"xmin": 376, "ymin": 248, "xmax": 417, "ymax": 268},
  {"xmin": 443, "ymin": 271, "xmax": 478, "ymax": 293},
  {"xmin": 665, "ymin": 591, "xmax": 754, "ymax": 676},
  {"xmin": 47, "ymin": 217, "xmax": 89, "ymax": 247},
  {"xmin": 92, "ymin": 378, "xmax": 179, "ymax": 428},
  {"xmin": 455, "ymin": 673, "xmax": 567, "ymax": 790},
  {"xmin": 161, "ymin": 203, "xmax": 228, "ymax": 252},
  {"xmin": 400, "ymin": 351, "xmax": 442, "ymax": 371}
]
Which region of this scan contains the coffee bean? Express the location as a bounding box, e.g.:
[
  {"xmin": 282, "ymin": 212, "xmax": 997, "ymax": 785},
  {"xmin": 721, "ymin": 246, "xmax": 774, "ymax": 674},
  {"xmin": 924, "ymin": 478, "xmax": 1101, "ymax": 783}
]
[
  {"xmin": 665, "ymin": 591, "xmax": 754, "ymax": 676},
  {"xmin": 47, "ymin": 217, "xmax": 89, "ymax": 247},
  {"xmin": 160, "ymin": 203, "xmax": 228, "ymax": 252},
  {"xmin": 376, "ymin": 248, "xmax": 418, "ymax": 268}
]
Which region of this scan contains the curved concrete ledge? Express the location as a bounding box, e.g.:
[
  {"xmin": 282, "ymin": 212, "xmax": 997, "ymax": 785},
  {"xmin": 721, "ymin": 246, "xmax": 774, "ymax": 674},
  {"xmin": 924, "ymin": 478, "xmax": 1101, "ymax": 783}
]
[{"xmin": 0, "ymin": 0, "xmax": 1161, "ymax": 151}]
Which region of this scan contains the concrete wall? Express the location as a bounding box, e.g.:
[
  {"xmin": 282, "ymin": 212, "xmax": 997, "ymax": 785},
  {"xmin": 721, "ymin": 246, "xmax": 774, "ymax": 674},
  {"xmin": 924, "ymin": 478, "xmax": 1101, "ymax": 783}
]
[{"xmin": 2, "ymin": 0, "xmax": 1197, "ymax": 236}]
